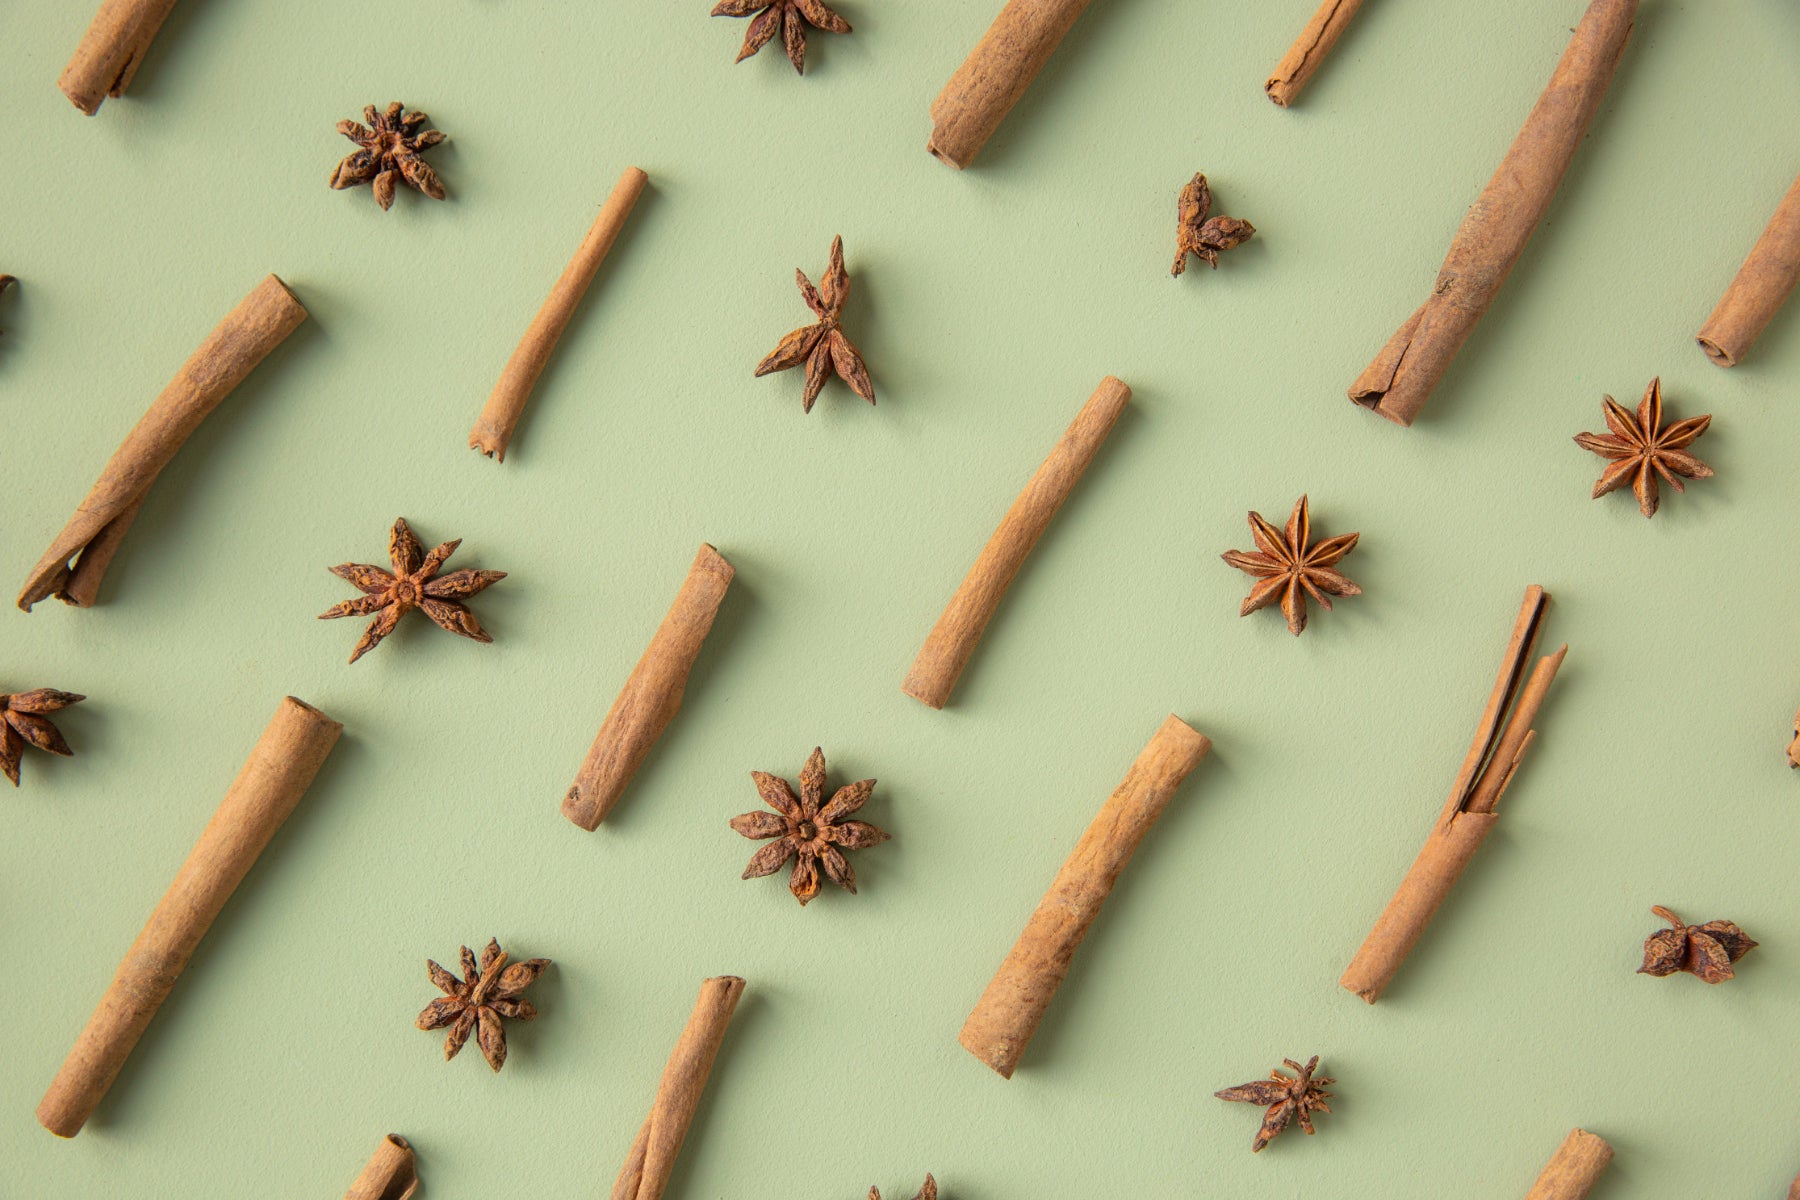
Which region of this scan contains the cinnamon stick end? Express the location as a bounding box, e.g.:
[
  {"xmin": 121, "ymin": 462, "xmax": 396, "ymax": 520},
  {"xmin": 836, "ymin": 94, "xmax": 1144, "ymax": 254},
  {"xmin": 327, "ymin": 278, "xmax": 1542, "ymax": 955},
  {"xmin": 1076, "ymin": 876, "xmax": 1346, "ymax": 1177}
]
[
  {"xmin": 1264, "ymin": 78, "xmax": 1296, "ymax": 107},
  {"xmin": 561, "ymin": 784, "xmax": 602, "ymax": 832},
  {"xmin": 58, "ymin": 82, "xmax": 103, "ymax": 116},
  {"xmin": 926, "ymin": 136, "xmax": 970, "ymax": 172},
  {"xmin": 36, "ymin": 1099, "xmax": 82, "ymax": 1139},
  {"xmin": 1696, "ymin": 334, "xmax": 1736, "ymax": 368},
  {"xmin": 694, "ymin": 543, "xmax": 734, "ymax": 583},
  {"xmin": 900, "ymin": 672, "xmax": 949, "ymax": 711},
  {"xmin": 956, "ymin": 1025, "xmax": 1017, "ymax": 1079},
  {"xmin": 468, "ymin": 425, "xmax": 507, "ymax": 462}
]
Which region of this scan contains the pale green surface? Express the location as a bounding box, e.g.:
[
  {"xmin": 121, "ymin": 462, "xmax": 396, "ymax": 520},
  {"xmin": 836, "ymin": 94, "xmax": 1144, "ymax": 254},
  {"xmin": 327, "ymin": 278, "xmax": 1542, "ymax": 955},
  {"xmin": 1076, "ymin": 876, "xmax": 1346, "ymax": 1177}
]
[{"xmin": 2, "ymin": 1, "xmax": 1798, "ymax": 1196}]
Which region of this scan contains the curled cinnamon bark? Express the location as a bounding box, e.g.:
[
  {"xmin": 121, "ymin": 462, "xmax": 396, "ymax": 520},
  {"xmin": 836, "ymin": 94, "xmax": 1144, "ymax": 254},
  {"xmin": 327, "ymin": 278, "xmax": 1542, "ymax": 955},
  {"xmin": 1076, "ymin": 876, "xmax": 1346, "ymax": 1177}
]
[
  {"xmin": 1696, "ymin": 172, "xmax": 1800, "ymax": 367},
  {"xmin": 1523, "ymin": 1129, "xmax": 1613, "ymax": 1200},
  {"xmin": 927, "ymin": 0, "xmax": 1095, "ymax": 169},
  {"xmin": 59, "ymin": 0, "xmax": 179, "ymax": 114},
  {"xmin": 344, "ymin": 1134, "xmax": 420, "ymax": 1200},
  {"xmin": 1264, "ymin": 0, "xmax": 1366, "ymax": 107}
]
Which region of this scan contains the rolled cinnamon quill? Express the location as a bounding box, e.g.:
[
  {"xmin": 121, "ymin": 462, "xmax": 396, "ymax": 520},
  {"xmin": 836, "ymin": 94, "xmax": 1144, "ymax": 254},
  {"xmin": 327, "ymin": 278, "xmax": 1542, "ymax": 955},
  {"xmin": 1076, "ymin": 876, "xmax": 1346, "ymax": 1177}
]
[
  {"xmin": 563, "ymin": 544, "xmax": 734, "ymax": 830},
  {"xmin": 59, "ymin": 0, "xmax": 179, "ymax": 114},
  {"xmin": 1348, "ymin": 0, "xmax": 1636, "ymax": 426},
  {"xmin": 344, "ymin": 1133, "xmax": 420, "ymax": 1200},
  {"xmin": 959, "ymin": 715, "xmax": 1210, "ymax": 1078},
  {"xmin": 471, "ymin": 166, "xmax": 648, "ymax": 461},
  {"xmin": 1696, "ymin": 172, "xmax": 1800, "ymax": 367},
  {"xmin": 37, "ymin": 696, "xmax": 341, "ymax": 1137},
  {"xmin": 1264, "ymin": 0, "xmax": 1366, "ymax": 107},
  {"xmin": 612, "ymin": 976, "xmax": 745, "ymax": 1200},
  {"xmin": 1340, "ymin": 586, "xmax": 1566, "ymax": 1003},
  {"xmin": 1523, "ymin": 1129, "xmax": 1613, "ymax": 1200},
  {"xmin": 927, "ymin": 0, "xmax": 1095, "ymax": 169},
  {"xmin": 17, "ymin": 274, "xmax": 307, "ymax": 611},
  {"xmin": 902, "ymin": 376, "xmax": 1128, "ymax": 710}
]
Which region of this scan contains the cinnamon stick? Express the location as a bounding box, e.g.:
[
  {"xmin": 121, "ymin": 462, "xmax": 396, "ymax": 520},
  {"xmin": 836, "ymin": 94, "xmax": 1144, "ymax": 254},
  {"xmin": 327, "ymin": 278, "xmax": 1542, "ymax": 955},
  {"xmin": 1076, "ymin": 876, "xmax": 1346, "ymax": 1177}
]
[
  {"xmin": 902, "ymin": 376, "xmax": 1128, "ymax": 710},
  {"xmin": 1696, "ymin": 172, "xmax": 1800, "ymax": 367},
  {"xmin": 1348, "ymin": 0, "xmax": 1636, "ymax": 426},
  {"xmin": 17, "ymin": 274, "xmax": 307, "ymax": 610},
  {"xmin": 37, "ymin": 696, "xmax": 341, "ymax": 1137},
  {"xmin": 563, "ymin": 544, "xmax": 734, "ymax": 831},
  {"xmin": 1523, "ymin": 1129, "xmax": 1613, "ymax": 1200},
  {"xmin": 344, "ymin": 1134, "xmax": 420, "ymax": 1200},
  {"xmin": 611, "ymin": 976, "xmax": 745, "ymax": 1200},
  {"xmin": 1264, "ymin": 0, "xmax": 1366, "ymax": 107},
  {"xmin": 1340, "ymin": 586, "xmax": 1566, "ymax": 1003},
  {"xmin": 1789, "ymin": 1168, "xmax": 1800, "ymax": 1200},
  {"xmin": 927, "ymin": 0, "xmax": 1095, "ymax": 170},
  {"xmin": 59, "ymin": 0, "xmax": 180, "ymax": 114},
  {"xmin": 471, "ymin": 166, "xmax": 649, "ymax": 461},
  {"xmin": 959, "ymin": 715, "xmax": 1210, "ymax": 1078}
]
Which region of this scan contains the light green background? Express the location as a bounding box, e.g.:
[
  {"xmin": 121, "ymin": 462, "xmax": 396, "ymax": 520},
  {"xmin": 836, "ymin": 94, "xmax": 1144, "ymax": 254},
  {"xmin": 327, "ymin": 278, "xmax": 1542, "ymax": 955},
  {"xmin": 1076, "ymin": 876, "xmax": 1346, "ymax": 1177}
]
[{"xmin": 2, "ymin": 1, "xmax": 1797, "ymax": 1196}]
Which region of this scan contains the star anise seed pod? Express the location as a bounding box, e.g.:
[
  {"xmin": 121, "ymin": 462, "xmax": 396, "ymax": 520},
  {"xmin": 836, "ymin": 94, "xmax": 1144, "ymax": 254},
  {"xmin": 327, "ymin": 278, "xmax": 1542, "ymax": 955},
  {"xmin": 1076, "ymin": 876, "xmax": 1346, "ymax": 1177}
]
[
  {"xmin": 0, "ymin": 688, "xmax": 84, "ymax": 787},
  {"xmin": 713, "ymin": 0, "xmax": 851, "ymax": 75},
  {"xmin": 1172, "ymin": 173, "xmax": 1256, "ymax": 276},
  {"xmin": 1221, "ymin": 495, "xmax": 1360, "ymax": 636},
  {"xmin": 1573, "ymin": 377, "xmax": 1712, "ymax": 519},
  {"xmin": 731, "ymin": 747, "xmax": 889, "ymax": 905},
  {"xmin": 869, "ymin": 1175, "xmax": 936, "ymax": 1200},
  {"xmin": 319, "ymin": 518, "xmax": 505, "ymax": 663},
  {"xmin": 1216, "ymin": 1055, "xmax": 1334, "ymax": 1152},
  {"xmin": 415, "ymin": 938, "xmax": 550, "ymax": 1072},
  {"xmin": 755, "ymin": 235, "xmax": 876, "ymax": 414},
  {"xmin": 329, "ymin": 103, "xmax": 447, "ymax": 212},
  {"xmin": 1637, "ymin": 905, "xmax": 1757, "ymax": 984}
]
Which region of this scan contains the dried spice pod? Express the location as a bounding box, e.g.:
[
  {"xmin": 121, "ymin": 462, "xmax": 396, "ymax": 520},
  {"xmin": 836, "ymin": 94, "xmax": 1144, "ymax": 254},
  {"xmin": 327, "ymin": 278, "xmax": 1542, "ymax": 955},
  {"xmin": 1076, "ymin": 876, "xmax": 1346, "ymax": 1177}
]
[
  {"xmin": 416, "ymin": 939, "xmax": 550, "ymax": 1071},
  {"xmin": 1523, "ymin": 1129, "xmax": 1613, "ymax": 1200},
  {"xmin": 1572, "ymin": 378, "xmax": 1712, "ymax": 519},
  {"xmin": 1221, "ymin": 495, "xmax": 1359, "ymax": 636},
  {"xmin": 713, "ymin": 0, "xmax": 851, "ymax": 74},
  {"xmin": 319, "ymin": 518, "xmax": 506, "ymax": 663},
  {"xmin": 58, "ymin": 0, "xmax": 178, "ymax": 114},
  {"xmin": 329, "ymin": 104, "xmax": 446, "ymax": 212},
  {"xmin": 1265, "ymin": 0, "xmax": 1367, "ymax": 107},
  {"xmin": 1215, "ymin": 1055, "xmax": 1334, "ymax": 1152},
  {"xmin": 869, "ymin": 1177, "xmax": 937, "ymax": 1200},
  {"xmin": 1637, "ymin": 906, "xmax": 1757, "ymax": 984},
  {"xmin": 731, "ymin": 747, "xmax": 889, "ymax": 905},
  {"xmin": 0, "ymin": 688, "xmax": 84, "ymax": 787},
  {"xmin": 1697, "ymin": 172, "xmax": 1800, "ymax": 367},
  {"xmin": 344, "ymin": 1134, "xmax": 420, "ymax": 1200},
  {"xmin": 755, "ymin": 236, "xmax": 875, "ymax": 413},
  {"xmin": 1171, "ymin": 174, "xmax": 1255, "ymax": 275}
]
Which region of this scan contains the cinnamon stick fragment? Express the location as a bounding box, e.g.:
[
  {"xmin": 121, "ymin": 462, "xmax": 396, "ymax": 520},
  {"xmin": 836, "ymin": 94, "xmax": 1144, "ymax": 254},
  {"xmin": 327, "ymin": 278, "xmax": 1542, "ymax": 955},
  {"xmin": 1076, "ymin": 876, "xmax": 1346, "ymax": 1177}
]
[
  {"xmin": 1696, "ymin": 172, "xmax": 1800, "ymax": 367},
  {"xmin": 344, "ymin": 1134, "xmax": 420, "ymax": 1200},
  {"xmin": 959, "ymin": 715, "xmax": 1210, "ymax": 1078},
  {"xmin": 612, "ymin": 976, "xmax": 746, "ymax": 1200},
  {"xmin": 1340, "ymin": 586, "xmax": 1566, "ymax": 1003},
  {"xmin": 927, "ymin": 0, "xmax": 1095, "ymax": 169},
  {"xmin": 1789, "ymin": 1168, "xmax": 1800, "ymax": 1200},
  {"xmin": 17, "ymin": 274, "xmax": 307, "ymax": 610},
  {"xmin": 1264, "ymin": 0, "xmax": 1366, "ymax": 107},
  {"xmin": 1523, "ymin": 1129, "xmax": 1613, "ymax": 1200},
  {"xmin": 58, "ymin": 0, "xmax": 179, "ymax": 114},
  {"xmin": 37, "ymin": 696, "xmax": 341, "ymax": 1137},
  {"xmin": 471, "ymin": 166, "xmax": 649, "ymax": 461},
  {"xmin": 902, "ymin": 376, "xmax": 1128, "ymax": 709},
  {"xmin": 1348, "ymin": 0, "xmax": 1636, "ymax": 426},
  {"xmin": 563, "ymin": 544, "xmax": 734, "ymax": 831}
]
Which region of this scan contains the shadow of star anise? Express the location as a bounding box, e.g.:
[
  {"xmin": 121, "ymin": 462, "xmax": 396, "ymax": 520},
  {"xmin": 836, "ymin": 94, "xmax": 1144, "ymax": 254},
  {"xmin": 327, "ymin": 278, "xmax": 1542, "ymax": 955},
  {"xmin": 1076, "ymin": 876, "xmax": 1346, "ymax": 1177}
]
[
  {"xmin": 713, "ymin": 0, "xmax": 851, "ymax": 74},
  {"xmin": 1221, "ymin": 495, "xmax": 1360, "ymax": 636},
  {"xmin": 870, "ymin": 1175, "xmax": 937, "ymax": 1200},
  {"xmin": 755, "ymin": 235, "xmax": 876, "ymax": 414},
  {"xmin": 416, "ymin": 938, "xmax": 549, "ymax": 1072},
  {"xmin": 319, "ymin": 518, "xmax": 506, "ymax": 663},
  {"xmin": 1638, "ymin": 905, "xmax": 1757, "ymax": 984},
  {"xmin": 0, "ymin": 688, "xmax": 83, "ymax": 787},
  {"xmin": 731, "ymin": 747, "xmax": 889, "ymax": 905},
  {"xmin": 1216, "ymin": 1055, "xmax": 1334, "ymax": 1152},
  {"xmin": 1573, "ymin": 377, "xmax": 1713, "ymax": 518},
  {"xmin": 329, "ymin": 103, "xmax": 447, "ymax": 212}
]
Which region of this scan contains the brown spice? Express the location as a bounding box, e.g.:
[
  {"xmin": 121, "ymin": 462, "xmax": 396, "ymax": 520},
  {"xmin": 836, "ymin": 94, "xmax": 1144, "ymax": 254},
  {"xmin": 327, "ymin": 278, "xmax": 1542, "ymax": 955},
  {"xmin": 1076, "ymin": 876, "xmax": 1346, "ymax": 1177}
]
[
  {"xmin": 732, "ymin": 747, "xmax": 889, "ymax": 905},
  {"xmin": 713, "ymin": 0, "xmax": 850, "ymax": 74},
  {"xmin": 319, "ymin": 518, "xmax": 505, "ymax": 663},
  {"xmin": 870, "ymin": 1177, "xmax": 937, "ymax": 1200},
  {"xmin": 1524, "ymin": 1129, "xmax": 1613, "ymax": 1200},
  {"xmin": 330, "ymin": 104, "xmax": 446, "ymax": 212},
  {"xmin": 755, "ymin": 236, "xmax": 875, "ymax": 413},
  {"xmin": 1171, "ymin": 174, "xmax": 1255, "ymax": 275},
  {"xmin": 927, "ymin": 0, "xmax": 1096, "ymax": 169},
  {"xmin": 1573, "ymin": 378, "xmax": 1712, "ymax": 519},
  {"xmin": 0, "ymin": 274, "xmax": 14, "ymax": 332},
  {"xmin": 1215, "ymin": 1055, "xmax": 1334, "ymax": 1152},
  {"xmin": 1697, "ymin": 173, "xmax": 1800, "ymax": 367},
  {"xmin": 1265, "ymin": 0, "xmax": 1366, "ymax": 107},
  {"xmin": 612, "ymin": 976, "xmax": 745, "ymax": 1200},
  {"xmin": 1637, "ymin": 906, "xmax": 1757, "ymax": 984},
  {"xmin": 0, "ymin": 688, "xmax": 84, "ymax": 788},
  {"xmin": 1221, "ymin": 495, "xmax": 1359, "ymax": 636},
  {"xmin": 416, "ymin": 939, "xmax": 550, "ymax": 1072},
  {"xmin": 344, "ymin": 1133, "xmax": 420, "ymax": 1200},
  {"xmin": 58, "ymin": 0, "xmax": 178, "ymax": 114}
]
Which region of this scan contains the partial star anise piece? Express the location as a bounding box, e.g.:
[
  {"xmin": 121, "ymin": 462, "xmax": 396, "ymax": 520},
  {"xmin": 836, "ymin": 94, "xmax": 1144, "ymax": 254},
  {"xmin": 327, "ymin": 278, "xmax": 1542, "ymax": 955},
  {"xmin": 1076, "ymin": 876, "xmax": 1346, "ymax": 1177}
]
[
  {"xmin": 1216, "ymin": 1055, "xmax": 1334, "ymax": 1153},
  {"xmin": 0, "ymin": 688, "xmax": 84, "ymax": 787},
  {"xmin": 1637, "ymin": 905, "xmax": 1757, "ymax": 984},
  {"xmin": 1221, "ymin": 495, "xmax": 1360, "ymax": 636},
  {"xmin": 713, "ymin": 0, "xmax": 851, "ymax": 75},
  {"xmin": 1573, "ymin": 377, "xmax": 1712, "ymax": 518},
  {"xmin": 329, "ymin": 103, "xmax": 447, "ymax": 212},
  {"xmin": 319, "ymin": 518, "xmax": 505, "ymax": 663},
  {"xmin": 870, "ymin": 1176, "xmax": 937, "ymax": 1200},
  {"xmin": 755, "ymin": 235, "xmax": 876, "ymax": 414},
  {"xmin": 731, "ymin": 747, "xmax": 889, "ymax": 905},
  {"xmin": 1788, "ymin": 705, "xmax": 1800, "ymax": 770},
  {"xmin": 415, "ymin": 938, "xmax": 549, "ymax": 1072},
  {"xmin": 1172, "ymin": 173, "xmax": 1256, "ymax": 275}
]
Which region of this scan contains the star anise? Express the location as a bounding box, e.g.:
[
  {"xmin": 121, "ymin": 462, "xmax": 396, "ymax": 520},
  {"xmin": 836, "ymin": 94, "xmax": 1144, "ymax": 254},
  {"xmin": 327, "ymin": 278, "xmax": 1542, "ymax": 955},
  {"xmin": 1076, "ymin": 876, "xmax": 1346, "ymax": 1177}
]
[
  {"xmin": 713, "ymin": 0, "xmax": 851, "ymax": 75},
  {"xmin": 329, "ymin": 103, "xmax": 447, "ymax": 212},
  {"xmin": 1172, "ymin": 173, "xmax": 1256, "ymax": 276},
  {"xmin": 1216, "ymin": 1055, "xmax": 1334, "ymax": 1152},
  {"xmin": 1221, "ymin": 495, "xmax": 1360, "ymax": 636},
  {"xmin": 869, "ymin": 1176, "xmax": 936, "ymax": 1200},
  {"xmin": 319, "ymin": 518, "xmax": 505, "ymax": 663},
  {"xmin": 415, "ymin": 938, "xmax": 549, "ymax": 1072},
  {"xmin": 755, "ymin": 235, "xmax": 876, "ymax": 414},
  {"xmin": 1637, "ymin": 905, "xmax": 1757, "ymax": 984},
  {"xmin": 0, "ymin": 688, "xmax": 84, "ymax": 787},
  {"xmin": 731, "ymin": 747, "xmax": 889, "ymax": 905},
  {"xmin": 1573, "ymin": 377, "xmax": 1712, "ymax": 519}
]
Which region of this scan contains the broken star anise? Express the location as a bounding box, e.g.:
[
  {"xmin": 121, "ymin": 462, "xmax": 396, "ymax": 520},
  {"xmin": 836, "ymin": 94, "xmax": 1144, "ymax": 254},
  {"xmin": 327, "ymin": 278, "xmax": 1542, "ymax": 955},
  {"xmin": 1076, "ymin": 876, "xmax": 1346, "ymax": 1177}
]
[
  {"xmin": 869, "ymin": 1176, "xmax": 937, "ymax": 1200},
  {"xmin": 1637, "ymin": 905, "xmax": 1757, "ymax": 984},
  {"xmin": 1172, "ymin": 173, "xmax": 1256, "ymax": 276},
  {"xmin": 755, "ymin": 235, "xmax": 876, "ymax": 414},
  {"xmin": 319, "ymin": 517, "xmax": 505, "ymax": 663},
  {"xmin": 1573, "ymin": 377, "xmax": 1712, "ymax": 519},
  {"xmin": 713, "ymin": 0, "xmax": 851, "ymax": 75},
  {"xmin": 1216, "ymin": 1055, "xmax": 1334, "ymax": 1153},
  {"xmin": 415, "ymin": 938, "xmax": 549, "ymax": 1072},
  {"xmin": 1221, "ymin": 495, "xmax": 1360, "ymax": 636},
  {"xmin": 329, "ymin": 103, "xmax": 447, "ymax": 212},
  {"xmin": 0, "ymin": 688, "xmax": 84, "ymax": 787},
  {"xmin": 731, "ymin": 747, "xmax": 889, "ymax": 905}
]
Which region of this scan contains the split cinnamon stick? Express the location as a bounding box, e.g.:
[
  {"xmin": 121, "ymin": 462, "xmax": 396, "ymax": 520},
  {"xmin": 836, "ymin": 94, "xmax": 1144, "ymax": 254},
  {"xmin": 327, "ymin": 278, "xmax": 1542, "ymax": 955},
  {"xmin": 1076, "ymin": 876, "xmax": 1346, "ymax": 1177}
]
[
  {"xmin": 1340, "ymin": 586, "xmax": 1566, "ymax": 1003},
  {"xmin": 927, "ymin": 0, "xmax": 1095, "ymax": 169},
  {"xmin": 37, "ymin": 696, "xmax": 341, "ymax": 1137},
  {"xmin": 1265, "ymin": 0, "xmax": 1366, "ymax": 107},
  {"xmin": 471, "ymin": 166, "xmax": 648, "ymax": 461},
  {"xmin": 563, "ymin": 544, "xmax": 734, "ymax": 831},
  {"xmin": 344, "ymin": 1134, "xmax": 420, "ymax": 1200},
  {"xmin": 902, "ymin": 376, "xmax": 1128, "ymax": 710},
  {"xmin": 1523, "ymin": 1129, "xmax": 1613, "ymax": 1200},
  {"xmin": 959, "ymin": 715, "xmax": 1210, "ymax": 1078},
  {"xmin": 17, "ymin": 274, "xmax": 307, "ymax": 611},
  {"xmin": 1696, "ymin": 172, "xmax": 1800, "ymax": 367},
  {"xmin": 59, "ymin": 0, "xmax": 180, "ymax": 114},
  {"xmin": 611, "ymin": 976, "xmax": 745, "ymax": 1200},
  {"xmin": 1349, "ymin": 0, "xmax": 1636, "ymax": 426}
]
